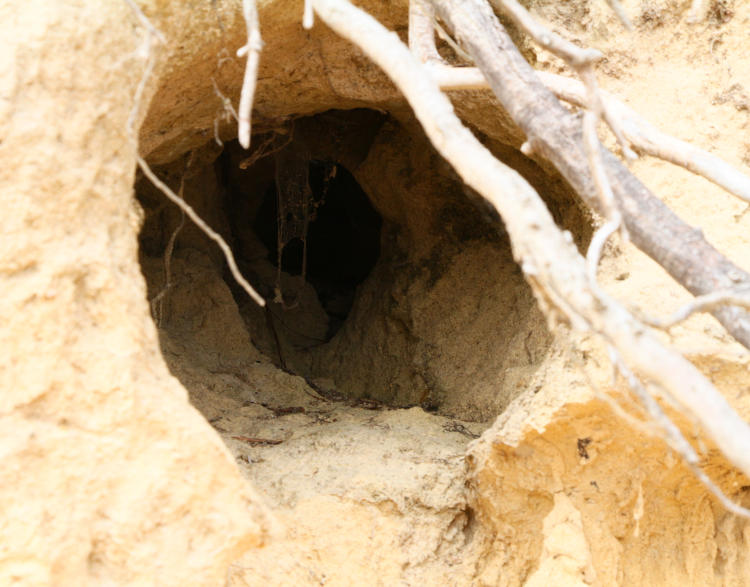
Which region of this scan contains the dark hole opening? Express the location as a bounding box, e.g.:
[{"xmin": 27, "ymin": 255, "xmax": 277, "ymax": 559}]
[{"xmin": 225, "ymin": 150, "xmax": 382, "ymax": 338}]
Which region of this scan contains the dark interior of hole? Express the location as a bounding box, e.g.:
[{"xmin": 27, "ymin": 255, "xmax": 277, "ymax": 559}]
[
  {"xmin": 135, "ymin": 107, "xmax": 593, "ymax": 420},
  {"xmin": 223, "ymin": 149, "xmax": 383, "ymax": 337}
]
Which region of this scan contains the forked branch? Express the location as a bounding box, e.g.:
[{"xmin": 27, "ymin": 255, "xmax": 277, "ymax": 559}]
[
  {"xmin": 428, "ymin": 0, "xmax": 750, "ymax": 351},
  {"xmin": 421, "ymin": 65, "xmax": 750, "ymax": 206},
  {"xmin": 536, "ymin": 71, "xmax": 750, "ymax": 205}
]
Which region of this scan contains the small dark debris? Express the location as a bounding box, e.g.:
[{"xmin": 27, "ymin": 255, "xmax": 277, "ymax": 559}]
[
  {"xmin": 713, "ymin": 83, "xmax": 748, "ymax": 111},
  {"xmin": 638, "ymin": 6, "xmax": 665, "ymax": 29},
  {"xmin": 708, "ymin": 0, "xmax": 734, "ymax": 25},
  {"xmin": 232, "ymin": 435, "xmax": 283, "ymax": 446},
  {"xmin": 443, "ymin": 421, "xmax": 481, "ymax": 439},
  {"xmin": 590, "ymin": 480, "xmax": 600, "ymax": 491},
  {"xmin": 420, "ymin": 400, "xmax": 440, "ymax": 412},
  {"xmin": 305, "ymin": 380, "xmax": 345, "ymax": 402},
  {"xmin": 208, "ymin": 418, "xmax": 227, "ymax": 433},
  {"xmin": 351, "ymin": 398, "xmax": 386, "ymax": 410},
  {"xmin": 577, "ymin": 437, "xmax": 592, "ymax": 460},
  {"xmin": 615, "ymin": 272, "xmax": 630, "ymax": 281},
  {"xmin": 313, "ymin": 413, "xmax": 338, "ymax": 424},
  {"xmin": 271, "ymin": 406, "xmax": 306, "ymax": 416}
]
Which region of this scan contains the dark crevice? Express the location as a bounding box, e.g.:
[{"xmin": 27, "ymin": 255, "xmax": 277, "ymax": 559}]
[{"xmin": 221, "ymin": 132, "xmax": 383, "ymax": 341}]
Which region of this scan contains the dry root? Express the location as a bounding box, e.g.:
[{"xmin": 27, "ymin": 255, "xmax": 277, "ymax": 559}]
[{"xmin": 237, "ymin": 0, "xmax": 262, "ymax": 149}]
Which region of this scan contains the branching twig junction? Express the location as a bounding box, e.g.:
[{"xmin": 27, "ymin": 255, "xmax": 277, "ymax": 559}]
[{"xmin": 430, "ymin": 0, "xmax": 750, "ymax": 352}]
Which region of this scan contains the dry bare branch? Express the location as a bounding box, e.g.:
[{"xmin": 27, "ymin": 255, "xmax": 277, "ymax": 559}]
[
  {"xmin": 237, "ymin": 0, "xmax": 263, "ymax": 149},
  {"xmin": 536, "ymin": 71, "xmax": 750, "ymax": 205},
  {"xmin": 421, "ymin": 66, "xmax": 750, "ymax": 205},
  {"xmin": 311, "ymin": 0, "xmax": 750, "ymax": 512},
  {"xmin": 428, "ymin": 0, "xmax": 750, "ymax": 350},
  {"xmin": 491, "ymin": 0, "xmax": 635, "ymax": 160}
]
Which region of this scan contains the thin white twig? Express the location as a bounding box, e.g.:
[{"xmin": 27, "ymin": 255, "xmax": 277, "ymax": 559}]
[
  {"xmin": 641, "ymin": 289, "xmax": 750, "ymax": 329},
  {"xmin": 124, "ymin": 0, "xmax": 166, "ymax": 43},
  {"xmin": 572, "ymin": 343, "xmax": 658, "ymax": 434},
  {"xmin": 611, "ymin": 348, "xmax": 750, "ymax": 518},
  {"xmin": 136, "ymin": 155, "xmax": 266, "ymax": 306},
  {"xmin": 238, "ymin": 130, "xmax": 293, "ymax": 170},
  {"xmin": 424, "ymin": 63, "xmax": 488, "ymax": 89},
  {"xmin": 433, "ymin": 19, "xmax": 472, "ymax": 62},
  {"xmin": 211, "ymin": 78, "xmax": 239, "ymax": 122},
  {"xmin": 496, "ymin": 1, "xmax": 635, "ymax": 165},
  {"xmin": 586, "ymin": 217, "xmax": 620, "ymax": 289},
  {"xmin": 579, "ymin": 66, "xmax": 629, "ymax": 260},
  {"xmin": 581, "ymin": 75, "xmax": 619, "ymax": 223},
  {"xmin": 489, "ymin": 0, "xmax": 602, "ymax": 67},
  {"xmin": 213, "ymin": 118, "xmax": 224, "ymax": 147},
  {"xmin": 150, "ymin": 207, "xmax": 185, "ymax": 325},
  {"xmin": 211, "ymin": 77, "xmax": 239, "ymax": 146},
  {"xmin": 124, "ymin": 0, "xmax": 165, "ymax": 137},
  {"xmin": 303, "ymin": 0, "xmax": 314, "ymax": 29},
  {"xmin": 537, "ymin": 71, "xmax": 750, "ymax": 204},
  {"xmin": 491, "ymin": 0, "xmax": 636, "ymax": 159},
  {"xmin": 149, "ymin": 154, "xmax": 196, "ymax": 324},
  {"xmin": 237, "ymin": 0, "xmax": 263, "ymax": 149},
  {"xmin": 125, "ymin": 0, "xmax": 266, "ymax": 308},
  {"xmin": 604, "ymin": 0, "xmax": 633, "ymax": 30}
]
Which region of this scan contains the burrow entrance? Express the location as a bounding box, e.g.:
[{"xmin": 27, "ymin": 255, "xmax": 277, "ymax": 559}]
[
  {"xmin": 136, "ymin": 108, "xmax": 591, "ymax": 423},
  {"xmin": 243, "ymin": 156, "xmax": 382, "ymax": 341}
]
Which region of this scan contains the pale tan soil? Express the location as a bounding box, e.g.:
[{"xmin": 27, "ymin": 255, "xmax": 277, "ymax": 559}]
[{"xmin": 3, "ymin": 0, "xmax": 750, "ymax": 585}]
